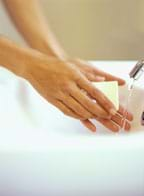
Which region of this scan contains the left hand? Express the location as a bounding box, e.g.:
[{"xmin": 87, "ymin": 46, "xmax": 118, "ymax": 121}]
[
  {"xmin": 70, "ymin": 58, "xmax": 133, "ymax": 133},
  {"xmin": 71, "ymin": 58, "xmax": 125, "ymax": 85}
]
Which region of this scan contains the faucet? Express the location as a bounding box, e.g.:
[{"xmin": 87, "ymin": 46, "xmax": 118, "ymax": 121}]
[
  {"xmin": 129, "ymin": 60, "xmax": 144, "ymax": 126},
  {"xmin": 129, "ymin": 60, "xmax": 144, "ymax": 80}
]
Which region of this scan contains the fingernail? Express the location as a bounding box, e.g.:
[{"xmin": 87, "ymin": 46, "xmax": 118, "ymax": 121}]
[
  {"xmin": 110, "ymin": 108, "xmax": 117, "ymax": 116},
  {"xmin": 96, "ymin": 76, "xmax": 105, "ymax": 81},
  {"xmin": 91, "ymin": 127, "xmax": 96, "ymax": 132},
  {"xmin": 125, "ymin": 124, "xmax": 131, "ymax": 131}
]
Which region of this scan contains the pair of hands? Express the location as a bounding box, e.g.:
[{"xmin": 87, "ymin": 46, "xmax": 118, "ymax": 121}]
[{"xmin": 23, "ymin": 52, "xmax": 133, "ymax": 132}]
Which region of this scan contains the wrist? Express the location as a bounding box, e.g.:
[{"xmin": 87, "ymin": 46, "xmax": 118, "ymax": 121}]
[
  {"xmin": 33, "ymin": 37, "xmax": 69, "ymax": 61},
  {"xmin": 0, "ymin": 36, "xmax": 25, "ymax": 77},
  {"xmin": 0, "ymin": 36, "xmax": 40, "ymax": 80}
]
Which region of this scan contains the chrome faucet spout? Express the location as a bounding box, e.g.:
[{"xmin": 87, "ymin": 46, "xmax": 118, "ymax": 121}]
[
  {"xmin": 129, "ymin": 60, "xmax": 144, "ymax": 80},
  {"xmin": 130, "ymin": 60, "xmax": 144, "ymax": 126}
]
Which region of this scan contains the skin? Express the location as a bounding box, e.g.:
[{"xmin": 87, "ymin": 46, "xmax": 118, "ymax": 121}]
[{"xmin": 0, "ymin": 0, "xmax": 133, "ymax": 132}]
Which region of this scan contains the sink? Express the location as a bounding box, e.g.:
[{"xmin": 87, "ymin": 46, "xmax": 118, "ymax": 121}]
[
  {"xmin": 24, "ymin": 80, "xmax": 144, "ymax": 136},
  {"xmin": 0, "ymin": 62, "xmax": 144, "ymax": 196}
]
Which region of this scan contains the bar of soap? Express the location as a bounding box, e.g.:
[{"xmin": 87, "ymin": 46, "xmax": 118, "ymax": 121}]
[{"xmin": 92, "ymin": 81, "xmax": 119, "ymax": 110}]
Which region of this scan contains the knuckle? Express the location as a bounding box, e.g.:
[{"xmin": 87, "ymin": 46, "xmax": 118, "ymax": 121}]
[
  {"xmin": 80, "ymin": 117, "xmax": 87, "ymax": 120},
  {"xmin": 84, "ymin": 100, "xmax": 97, "ymax": 113},
  {"xmin": 83, "ymin": 111, "xmax": 93, "ymax": 119},
  {"xmin": 76, "ymin": 106, "xmax": 85, "ymax": 114},
  {"xmin": 74, "ymin": 106, "xmax": 91, "ymax": 119},
  {"xmin": 103, "ymin": 100, "xmax": 113, "ymax": 109},
  {"xmin": 62, "ymin": 110, "xmax": 80, "ymax": 119},
  {"xmin": 62, "ymin": 110, "xmax": 69, "ymax": 116},
  {"xmin": 96, "ymin": 107, "xmax": 108, "ymax": 117},
  {"xmin": 62, "ymin": 82, "xmax": 71, "ymax": 92},
  {"xmin": 91, "ymin": 87, "xmax": 99, "ymax": 97},
  {"xmin": 100, "ymin": 111, "xmax": 108, "ymax": 118},
  {"xmin": 83, "ymin": 98, "xmax": 93, "ymax": 109},
  {"xmin": 75, "ymin": 74, "xmax": 86, "ymax": 84}
]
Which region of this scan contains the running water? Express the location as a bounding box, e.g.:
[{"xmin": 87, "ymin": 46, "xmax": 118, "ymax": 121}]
[
  {"xmin": 121, "ymin": 78, "xmax": 135, "ymax": 130},
  {"xmin": 121, "ymin": 60, "xmax": 144, "ymax": 130}
]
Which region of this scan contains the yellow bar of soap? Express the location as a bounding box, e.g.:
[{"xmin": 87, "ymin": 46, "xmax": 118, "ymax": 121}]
[{"xmin": 92, "ymin": 81, "xmax": 119, "ymax": 110}]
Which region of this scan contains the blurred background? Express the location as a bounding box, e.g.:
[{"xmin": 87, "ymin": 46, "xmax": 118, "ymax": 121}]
[{"xmin": 0, "ymin": 0, "xmax": 144, "ymax": 60}]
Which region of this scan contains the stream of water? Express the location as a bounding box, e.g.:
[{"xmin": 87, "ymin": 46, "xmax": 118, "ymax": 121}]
[{"xmin": 121, "ymin": 78, "xmax": 135, "ymax": 130}]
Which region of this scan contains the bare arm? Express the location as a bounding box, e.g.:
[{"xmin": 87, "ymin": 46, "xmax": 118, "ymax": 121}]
[
  {"xmin": 3, "ymin": 0, "xmax": 67, "ymax": 59},
  {"xmin": 1, "ymin": 1, "xmax": 131, "ymax": 132},
  {"xmin": 3, "ymin": 0, "xmax": 125, "ymax": 85},
  {"xmin": 0, "ymin": 36, "xmax": 27, "ymax": 76},
  {"xmin": 2, "ymin": 36, "xmax": 130, "ymax": 132}
]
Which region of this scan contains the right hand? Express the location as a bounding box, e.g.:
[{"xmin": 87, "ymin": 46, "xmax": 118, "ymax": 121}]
[
  {"xmin": 82, "ymin": 105, "xmax": 133, "ymax": 132},
  {"xmin": 23, "ymin": 53, "xmax": 117, "ymax": 124}
]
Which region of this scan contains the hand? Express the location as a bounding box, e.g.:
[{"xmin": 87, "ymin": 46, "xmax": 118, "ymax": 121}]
[
  {"xmin": 71, "ymin": 58, "xmax": 125, "ymax": 85},
  {"xmin": 69, "ymin": 59, "xmax": 133, "ymax": 132},
  {"xmin": 81, "ymin": 106, "xmax": 133, "ymax": 132},
  {"xmin": 24, "ymin": 54, "xmax": 118, "ymax": 122}
]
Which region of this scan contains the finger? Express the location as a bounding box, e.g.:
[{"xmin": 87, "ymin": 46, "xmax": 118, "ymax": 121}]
[
  {"xmin": 73, "ymin": 59, "xmax": 107, "ymax": 82},
  {"xmin": 77, "ymin": 77, "xmax": 117, "ymax": 116},
  {"xmin": 85, "ymin": 74, "xmax": 105, "ymax": 82},
  {"xmin": 118, "ymin": 105, "xmax": 133, "ymax": 121},
  {"xmin": 76, "ymin": 60, "xmax": 125, "ymax": 86},
  {"xmin": 53, "ymin": 100, "xmax": 82, "ymax": 119},
  {"xmin": 81, "ymin": 120, "xmax": 96, "ymax": 132},
  {"xmin": 92, "ymin": 67, "xmax": 125, "ymax": 86},
  {"xmin": 111, "ymin": 113, "xmax": 131, "ymax": 131},
  {"xmin": 70, "ymin": 85, "xmax": 110, "ymax": 118},
  {"xmin": 62, "ymin": 95, "xmax": 93, "ymax": 120},
  {"xmin": 97, "ymin": 118, "xmax": 120, "ymax": 132}
]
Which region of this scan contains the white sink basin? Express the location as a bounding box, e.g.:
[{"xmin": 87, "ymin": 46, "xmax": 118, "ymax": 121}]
[{"xmin": 0, "ymin": 61, "xmax": 144, "ymax": 196}]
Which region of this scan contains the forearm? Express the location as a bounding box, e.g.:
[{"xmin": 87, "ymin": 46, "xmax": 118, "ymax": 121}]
[
  {"xmin": 3, "ymin": 0, "xmax": 67, "ymax": 59},
  {"xmin": 0, "ymin": 36, "xmax": 32, "ymax": 78}
]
